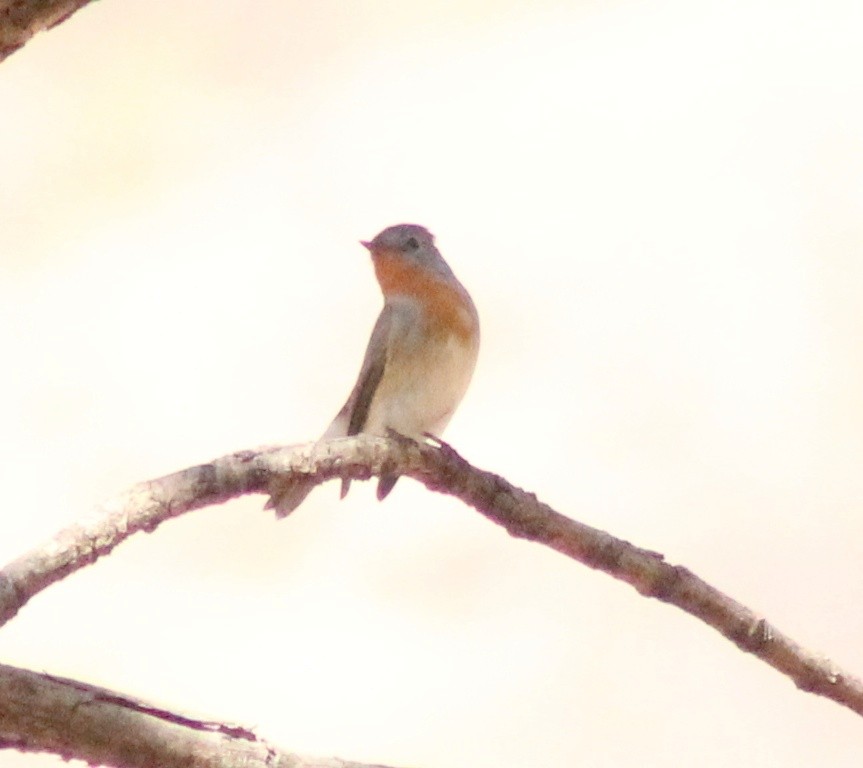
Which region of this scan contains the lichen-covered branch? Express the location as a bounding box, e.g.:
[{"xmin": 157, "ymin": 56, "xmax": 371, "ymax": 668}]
[
  {"xmin": 1, "ymin": 434, "xmax": 862, "ymax": 729},
  {"xmin": 0, "ymin": 662, "xmax": 398, "ymax": 768},
  {"xmin": 0, "ymin": 0, "xmax": 95, "ymax": 62}
]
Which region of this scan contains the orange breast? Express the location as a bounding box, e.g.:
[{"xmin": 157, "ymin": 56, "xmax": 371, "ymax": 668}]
[{"xmin": 372, "ymin": 250, "xmax": 477, "ymax": 342}]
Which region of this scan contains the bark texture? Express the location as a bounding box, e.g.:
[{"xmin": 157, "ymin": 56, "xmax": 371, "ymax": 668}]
[{"xmin": 0, "ymin": 663, "xmax": 396, "ymax": 768}]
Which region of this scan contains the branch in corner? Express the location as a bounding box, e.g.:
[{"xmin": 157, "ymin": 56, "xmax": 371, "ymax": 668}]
[
  {"xmin": 0, "ymin": 662, "xmax": 399, "ymax": 768},
  {"xmin": 0, "ymin": 0, "xmax": 96, "ymax": 62}
]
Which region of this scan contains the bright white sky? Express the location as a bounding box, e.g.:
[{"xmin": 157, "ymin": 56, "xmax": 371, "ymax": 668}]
[{"xmin": 2, "ymin": 1, "xmax": 863, "ymax": 766}]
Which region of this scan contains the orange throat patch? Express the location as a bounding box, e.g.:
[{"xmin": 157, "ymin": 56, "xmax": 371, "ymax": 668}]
[{"xmin": 372, "ymin": 250, "xmax": 477, "ymax": 342}]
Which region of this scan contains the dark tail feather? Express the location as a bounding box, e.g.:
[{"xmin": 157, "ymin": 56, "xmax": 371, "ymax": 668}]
[
  {"xmin": 376, "ymin": 473, "xmax": 399, "ymax": 500},
  {"xmin": 271, "ymin": 475, "xmax": 398, "ymax": 514},
  {"xmin": 265, "ymin": 480, "xmax": 314, "ymax": 519}
]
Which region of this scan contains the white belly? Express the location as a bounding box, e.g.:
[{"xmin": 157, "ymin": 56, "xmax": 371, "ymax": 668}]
[{"xmin": 364, "ymin": 323, "xmax": 479, "ymax": 438}]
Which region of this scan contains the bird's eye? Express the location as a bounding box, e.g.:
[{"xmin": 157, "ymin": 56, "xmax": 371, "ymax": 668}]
[{"xmin": 405, "ymin": 236, "xmax": 420, "ymax": 251}]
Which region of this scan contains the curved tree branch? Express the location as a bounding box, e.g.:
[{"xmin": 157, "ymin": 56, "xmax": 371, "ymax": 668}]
[
  {"xmin": 0, "ymin": 0, "xmax": 94, "ymax": 62},
  {"xmin": 0, "ymin": 662, "xmax": 398, "ymax": 768},
  {"xmin": 1, "ymin": 434, "xmax": 861, "ymax": 729}
]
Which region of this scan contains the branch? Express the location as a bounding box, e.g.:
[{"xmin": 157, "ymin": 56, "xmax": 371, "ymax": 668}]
[
  {"xmin": 1, "ymin": 435, "xmax": 862, "ymax": 724},
  {"xmin": 0, "ymin": 662, "xmax": 398, "ymax": 768},
  {"xmin": 0, "ymin": 0, "xmax": 94, "ymax": 62}
]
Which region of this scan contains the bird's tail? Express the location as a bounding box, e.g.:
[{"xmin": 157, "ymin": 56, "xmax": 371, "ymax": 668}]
[
  {"xmin": 340, "ymin": 474, "xmax": 399, "ymax": 501},
  {"xmin": 265, "ymin": 479, "xmax": 315, "ymax": 519},
  {"xmin": 266, "ymin": 467, "xmax": 399, "ymax": 518}
]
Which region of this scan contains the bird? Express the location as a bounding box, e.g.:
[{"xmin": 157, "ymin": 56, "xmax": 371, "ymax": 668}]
[{"xmin": 267, "ymin": 223, "xmax": 480, "ymax": 517}]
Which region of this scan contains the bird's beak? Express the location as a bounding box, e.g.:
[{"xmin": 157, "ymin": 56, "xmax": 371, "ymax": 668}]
[{"xmin": 360, "ymin": 240, "xmax": 372, "ymax": 251}]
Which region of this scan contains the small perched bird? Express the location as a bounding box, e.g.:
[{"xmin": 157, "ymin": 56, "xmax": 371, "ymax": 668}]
[{"xmin": 268, "ymin": 223, "xmax": 480, "ymax": 517}]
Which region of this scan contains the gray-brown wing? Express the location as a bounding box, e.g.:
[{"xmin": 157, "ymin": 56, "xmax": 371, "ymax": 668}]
[
  {"xmin": 267, "ymin": 306, "xmax": 396, "ymax": 517},
  {"xmin": 325, "ymin": 303, "xmax": 394, "ymax": 438},
  {"xmin": 346, "ymin": 305, "xmax": 393, "ymax": 436},
  {"xmin": 325, "ymin": 304, "xmax": 395, "ymax": 498}
]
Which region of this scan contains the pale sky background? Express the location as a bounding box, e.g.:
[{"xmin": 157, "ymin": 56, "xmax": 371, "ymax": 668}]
[{"xmin": 2, "ymin": 1, "xmax": 863, "ymax": 766}]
